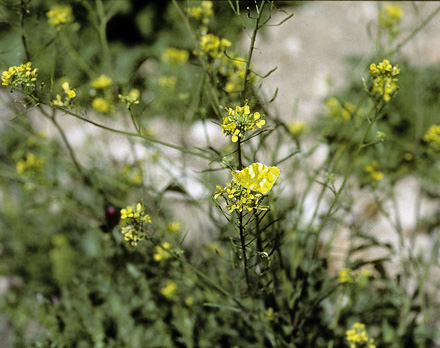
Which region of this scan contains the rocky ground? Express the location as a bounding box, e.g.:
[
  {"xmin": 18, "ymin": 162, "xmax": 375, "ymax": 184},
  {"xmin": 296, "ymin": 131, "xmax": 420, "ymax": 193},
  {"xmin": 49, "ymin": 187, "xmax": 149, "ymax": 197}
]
[{"xmin": 2, "ymin": 2, "xmax": 440, "ymax": 345}]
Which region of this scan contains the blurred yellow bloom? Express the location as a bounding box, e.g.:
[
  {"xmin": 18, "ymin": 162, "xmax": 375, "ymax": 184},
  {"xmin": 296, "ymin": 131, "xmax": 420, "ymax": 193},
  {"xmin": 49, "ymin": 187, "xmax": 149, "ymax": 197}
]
[
  {"xmin": 47, "ymin": 5, "xmax": 73, "ymax": 27},
  {"xmin": 162, "ymin": 48, "xmax": 189, "ymax": 66},
  {"xmin": 92, "ymin": 98, "xmax": 112, "ymax": 113},
  {"xmin": 158, "ymin": 76, "xmax": 177, "ymax": 90},
  {"xmin": 92, "ymin": 74, "xmax": 112, "ymax": 89},
  {"xmin": 346, "ymin": 322, "xmax": 376, "ymax": 348},
  {"xmin": 160, "ymin": 280, "xmax": 177, "ymax": 299}
]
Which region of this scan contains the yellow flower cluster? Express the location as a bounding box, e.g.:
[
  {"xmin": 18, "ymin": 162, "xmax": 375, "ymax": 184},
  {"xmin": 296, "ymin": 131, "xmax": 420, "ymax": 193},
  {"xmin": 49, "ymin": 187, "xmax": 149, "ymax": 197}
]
[
  {"xmin": 364, "ymin": 162, "xmax": 384, "ymax": 182},
  {"xmin": 92, "ymin": 98, "xmax": 112, "ymax": 114},
  {"xmin": 214, "ymin": 180, "xmax": 267, "ymax": 213},
  {"xmin": 423, "ymin": 124, "xmax": 440, "ymax": 150},
  {"xmin": 1, "ymin": 62, "xmax": 38, "ymax": 88},
  {"xmin": 222, "ymin": 57, "xmax": 248, "ymax": 93},
  {"xmin": 287, "ymin": 121, "xmax": 309, "ymax": 138},
  {"xmin": 92, "ymin": 74, "xmax": 112, "ymax": 89},
  {"xmin": 370, "ymin": 59, "xmax": 400, "ymax": 102},
  {"xmin": 160, "ymin": 280, "xmax": 177, "ymax": 299},
  {"xmin": 221, "ymin": 104, "xmax": 265, "ymax": 143},
  {"xmin": 188, "ymin": 1, "xmax": 213, "ymax": 24},
  {"xmin": 162, "ymin": 48, "xmax": 189, "ymax": 66},
  {"xmin": 90, "ymin": 75, "xmax": 113, "ymax": 113},
  {"xmin": 380, "ymin": 4, "xmax": 403, "ymax": 28},
  {"xmin": 198, "ymin": 34, "xmax": 231, "ymax": 60},
  {"xmin": 158, "ymin": 76, "xmax": 177, "ymax": 90},
  {"xmin": 47, "ymin": 5, "xmax": 73, "ymax": 27},
  {"xmin": 120, "ymin": 203, "xmax": 151, "ymax": 246},
  {"xmin": 339, "ymin": 268, "xmax": 372, "ymax": 283},
  {"xmin": 326, "ymin": 98, "xmax": 361, "ymax": 120},
  {"xmin": 346, "ymin": 323, "xmax": 376, "ymax": 348},
  {"xmin": 153, "ymin": 242, "xmax": 172, "ymax": 262},
  {"xmin": 166, "ymin": 221, "xmax": 181, "ymax": 233},
  {"xmin": 52, "ymin": 82, "xmax": 76, "ymax": 107},
  {"xmin": 123, "ymin": 165, "xmax": 142, "ymax": 185},
  {"xmin": 118, "ymin": 89, "xmax": 140, "ymax": 109},
  {"xmin": 16, "ymin": 153, "xmax": 44, "ymax": 175}
]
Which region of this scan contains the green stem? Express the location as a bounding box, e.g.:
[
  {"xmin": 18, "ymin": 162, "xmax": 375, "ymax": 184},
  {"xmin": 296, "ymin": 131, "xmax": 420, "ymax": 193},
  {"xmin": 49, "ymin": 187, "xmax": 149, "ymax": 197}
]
[
  {"xmin": 19, "ymin": 0, "xmax": 30, "ymax": 61},
  {"xmin": 242, "ymin": 0, "xmax": 266, "ymax": 100},
  {"xmin": 39, "ymin": 107, "xmax": 88, "ymax": 183},
  {"xmin": 155, "ymin": 238, "xmax": 246, "ymax": 311},
  {"xmin": 96, "ymin": 0, "xmax": 114, "ymax": 78},
  {"xmin": 311, "ymin": 104, "xmax": 382, "ymax": 260},
  {"xmin": 42, "ymin": 102, "xmax": 213, "ymax": 161},
  {"xmin": 59, "ymin": 32, "xmax": 94, "ymax": 79},
  {"xmin": 386, "ymin": 4, "xmax": 440, "ymax": 57},
  {"xmin": 239, "ymin": 211, "xmax": 251, "ymax": 290}
]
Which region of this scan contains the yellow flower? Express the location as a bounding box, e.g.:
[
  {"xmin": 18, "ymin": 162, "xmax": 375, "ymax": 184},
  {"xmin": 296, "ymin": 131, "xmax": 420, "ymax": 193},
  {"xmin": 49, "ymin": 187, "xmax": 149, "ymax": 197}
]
[
  {"xmin": 166, "ymin": 222, "xmax": 181, "ymax": 233},
  {"xmin": 153, "ymin": 242, "xmax": 172, "ymax": 262},
  {"xmin": 92, "ymin": 98, "xmax": 112, "ymax": 113},
  {"xmin": 424, "ymin": 124, "xmax": 440, "ymax": 149},
  {"xmin": 221, "ymin": 103, "xmax": 266, "ymax": 143},
  {"xmin": 120, "ymin": 207, "xmax": 134, "ymax": 220},
  {"xmin": 346, "ymin": 322, "xmax": 375, "ymax": 348},
  {"xmin": 288, "ymin": 121, "xmax": 309, "ymax": 137},
  {"xmin": 188, "ymin": 1, "xmax": 213, "ymax": 23},
  {"xmin": 232, "ymin": 163, "xmax": 280, "ymax": 195},
  {"xmin": 47, "ymin": 5, "xmax": 73, "ymax": 27},
  {"xmin": 364, "ymin": 162, "xmax": 384, "ymax": 182},
  {"xmin": 198, "ymin": 34, "xmax": 231, "ymax": 59},
  {"xmin": 185, "ymin": 297, "xmax": 194, "ymax": 306},
  {"xmin": 119, "ymin": 203, "xmax": 151, "ymax": 246},
  {"xmin": 1, "ymin": 62, "xmax": 38, "ymax": 88},
  {"xmin": 370, "ymin": 59, "xmax": 400, "ymax": 102},
  {"xmin": 158, "ymin": 76, "xmax": 177, "ymax": 90},
  {"xmin": 52, "ymin": 94, "xmax": 63, "ymax": 106},
  {"xmin": 380, "ymin": 3, "xmax": 403, "ymax": 28},
  {"xmin": 16, "ymin": 153, "xmax": 44, "ymax": 175},
  {"xmin": 92, "ymin": 74, "xmax": 112, "ymax": 89},
  {"xmin": 162, "ymin": 48, "xmax": 189, "ymax": 66},
  {"xmin": 118, "ymin": 89, "xmax": 140, "ymax": 109},
  {"xmin": 62, "ymin": 82, "xmax": 76, "ymax": 98},
  {"xmin": 339, "ymin": 268, "xmax": 355, "ymax": 283},
  {"xmin": 160, "ymin": 280, "xmax": 177, "ymax": 299}
]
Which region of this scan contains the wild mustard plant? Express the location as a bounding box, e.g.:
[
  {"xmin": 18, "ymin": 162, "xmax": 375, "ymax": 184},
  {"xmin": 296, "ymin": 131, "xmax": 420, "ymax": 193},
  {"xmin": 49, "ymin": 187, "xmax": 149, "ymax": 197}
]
[
  {"xmin": 118, "ymin": 89, "xmax": 140, "ymax": 109},
  {"xmin": 161, "ymin": 48, "xmax": 190, "ymax": 66},
  {"xmin": 339, "ymin": 268, "xmax": 372, "ymax": 284},
  {"xmin": 287, "ymin": 121, "xmax": 309, "ymax": 138},
  {"xmin": 161, "ymin": 280, "xmax": 178, "ymax": 299},
  {"xmin": 16, "ymin": 153, "xmax": 44, "ymax": 175},
  {"xmin": 423, "ymin": 124, "xmax": 440, "ymax": 150},
  {"xmin": 52, "ymin": 82, "xmax": 76, "ymax": 107},
  {"xmin": 364, "ymin": 162, "xmax": 384, "ymax": 182},
  {"xmin": 1, "ymin": 62, "xmax": 38, "ymax": 90},
  {"xmin": 188, "ymin": 0, "xmax": 214, "ymax": 33},
  {"xmin": 46, "ymin": 5, "xmax": 73, "ymax": 28},
  {"xmin": 346, "ymin": 323, "xmax": 376, "ymax": 348},
  {"xmin": 369, "ymin": 59, "xmax": 400, "ymax": 101},
  {"xmin": 221, "ymin": 103, "xmax": 265, "ymax": 142},
  {"xmin": 119, "ymin": 203, "xmax": 151, "ymax": 246},
  {"xmin": 92, "ymin": 97, "xmax": 112, "ymax": 114},
  {"xmin": 197, "ymin": 33, "xmax": 232, "ymax": 60},
  {"xmin": 379, "ymin": 3, "xmax": 403, "ymax": 39},
  {"xmin": 153, "ymin": 242, "xmax": 173, "ymax": 262},
  {"xmin": 325, "ymin": 98, "xmax": 362, "ymax": 120},
  {"xmin": 91, "ymin": 74, "xmax": 113, "ymax": 89}
]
